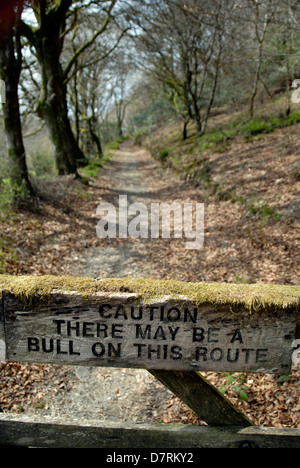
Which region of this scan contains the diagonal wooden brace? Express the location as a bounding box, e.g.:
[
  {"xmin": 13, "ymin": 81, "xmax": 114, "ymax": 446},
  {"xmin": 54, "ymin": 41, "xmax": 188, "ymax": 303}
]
[{"xmin": 149, "ymin": 370, "xmax": 254, "ymax": 427}]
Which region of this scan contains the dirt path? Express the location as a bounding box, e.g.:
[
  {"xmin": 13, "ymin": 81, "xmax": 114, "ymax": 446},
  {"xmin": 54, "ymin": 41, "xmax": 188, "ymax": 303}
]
[
  {"xmin": 1, "ymin": 138, "xmax": 299, "ymax": 428},
  {"xmin": 37, "ymin": 141, "xmax": 175, "ymax": 424},
  {"xmin": 79, "ymin": 140, "xmax": 158, "ymax": 279}
]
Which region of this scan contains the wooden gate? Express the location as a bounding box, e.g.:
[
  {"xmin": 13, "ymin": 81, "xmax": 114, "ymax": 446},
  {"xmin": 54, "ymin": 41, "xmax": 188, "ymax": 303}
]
[{"xmin": 0, "ymin": 275, "xmax": 299, "ymax": 448}]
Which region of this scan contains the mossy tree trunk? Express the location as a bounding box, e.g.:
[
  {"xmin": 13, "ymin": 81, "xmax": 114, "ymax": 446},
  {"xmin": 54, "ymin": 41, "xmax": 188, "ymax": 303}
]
[
  {"xmin": 21, "ymin": 0, "xmax": 88, "ymax": 176},
  {"xmin": 0, "ymin": 0, "xmax": 33, "ymax": 196},
  {"xmin": 35, "ymin": 41, "xmax": 86, "ymax": 175},
  {"xmin": 87, "ymin": 117, "xmax": 103, "ymax": 159}
]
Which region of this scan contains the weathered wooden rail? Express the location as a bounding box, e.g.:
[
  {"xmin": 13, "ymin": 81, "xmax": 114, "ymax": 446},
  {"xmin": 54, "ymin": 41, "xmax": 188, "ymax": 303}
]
[{"xmin": 0, "ymin": 275, "xmax": 299, "ymax": 448}]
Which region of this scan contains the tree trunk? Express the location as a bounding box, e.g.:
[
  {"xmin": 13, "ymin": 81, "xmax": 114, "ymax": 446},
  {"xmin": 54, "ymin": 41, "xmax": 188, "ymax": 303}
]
[
  {"xmin": 37, "ymin": 89, "xmax": 82, "ymax": 175},
  {"xmin": 24, "ymin": 4, "xmax": 88, "ymax": 176},
  {"xmin": 87, "ymin": 117, "xmax": 103, "ymax": 159},
  {"xmin": 36, "ymin": 50, "xmax": 86, "ymax": 175},
  {"xmin": 202, "ymin": 49, "xmax": 222, "ymax": 136},
  {"xmin": 0, "ymin": 1, "xmax": 33, "ymax": 196},
  {"xmin": 195, "ymin": 115, "xmax": 203, "ymax": 135},
  {"xmin": 183, "ymin": 117, "xmax": 190, "ymax": 141},
  {"xmin": 117, "ymin": 119, "xmax": 124, "ymax": 139},
  {"xmin": 2, "ymin": 77, "xmax": 33, "ymax": 194},
  {"xmin": 250, "ymin": 58, "xmax": 261, "ymax": 119},
  {"xmin": 250, "ymin": 11, "xmax": 270, "ymax": 119}
]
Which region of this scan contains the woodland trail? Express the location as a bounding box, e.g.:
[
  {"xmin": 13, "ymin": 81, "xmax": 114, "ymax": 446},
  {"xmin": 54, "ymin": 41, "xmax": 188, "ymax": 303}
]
[
  {"xmin": 1, "ymin": 137, "xmax": 299, "ymax": 428},
  {"xmin": 33, "ymin": 141, "xmax": 179, "ymax": 424},
  {"xmin": 79, "ymin": 139, "xmax": 159, "ymax": 279}
]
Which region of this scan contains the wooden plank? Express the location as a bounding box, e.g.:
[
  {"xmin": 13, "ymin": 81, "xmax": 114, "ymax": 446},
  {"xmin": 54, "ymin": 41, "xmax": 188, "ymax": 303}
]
[
  {"xmin": 149, "ymin": 370, "xmax": 253, "ymax": 427},
  {"xmin": 1, "ymin": 286, "xmax": 298, "ymax": 374},
  {"xmin": 0, "ymin": 414, "xmax": 299, "ymax": 448},
  {"xmin": 0, "ymin": 294, "xmax": 5, "ymax": 362}
]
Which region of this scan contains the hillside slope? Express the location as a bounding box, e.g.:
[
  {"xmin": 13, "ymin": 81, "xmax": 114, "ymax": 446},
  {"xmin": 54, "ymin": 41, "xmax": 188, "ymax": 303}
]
[{"xmin": 142, "ymin": 107, "xmax": 300, "ymax": 285}]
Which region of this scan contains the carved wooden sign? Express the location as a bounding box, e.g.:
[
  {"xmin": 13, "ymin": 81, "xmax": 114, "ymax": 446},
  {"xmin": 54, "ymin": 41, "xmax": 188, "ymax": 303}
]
[{"xmin": 0, "ymin": 284, "xmax": 298, "ymax": 374}]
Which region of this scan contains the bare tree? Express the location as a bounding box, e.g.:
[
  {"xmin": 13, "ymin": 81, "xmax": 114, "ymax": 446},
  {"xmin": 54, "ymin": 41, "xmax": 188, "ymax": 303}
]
[
  {"xmin": 248, "ymin": 0, "xmax": 276, "ymax": 118},
  {"xmin": 129, "ymin": 0, "xmax": 227, "ymax": 140},
  {"xmin": 109, "ymin": 50, "xmax": 134, "ymax": 139}
]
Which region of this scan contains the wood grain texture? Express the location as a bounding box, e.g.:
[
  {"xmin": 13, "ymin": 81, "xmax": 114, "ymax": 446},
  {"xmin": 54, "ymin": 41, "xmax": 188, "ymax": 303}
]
[
  {"xmin": 149, "ymin": 370, "xmax": 253, "ymax": 426},
  {"xmin": 0, "ymin": 294, "xmax": 5, "ymax": 362},
  {"xmin": 1, "ymin": 289, "xmax": 298, "ymax": 374},
  {"xmin": 0, "ymin": 414, "xmax": 299, "ymax": 448}
]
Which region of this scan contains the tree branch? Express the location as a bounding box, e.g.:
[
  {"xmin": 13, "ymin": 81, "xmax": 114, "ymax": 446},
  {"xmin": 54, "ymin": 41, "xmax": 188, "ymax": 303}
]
[
  {"xmin": 64, "ymin": 27, "xmax": 128, "ymax": 84},
  {"xmin": 63, "ymin": 0, "xmax": 117, "ymax": 80},
  {"xmin": 18, "ymin": 20, "xmax": 35, "ymax": 46}
]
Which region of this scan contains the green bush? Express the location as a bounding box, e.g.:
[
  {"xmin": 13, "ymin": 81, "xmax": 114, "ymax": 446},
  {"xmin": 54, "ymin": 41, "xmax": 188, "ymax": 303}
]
[
  {"xmin": 29, "ymin": 150, "xmax": 57, "ymax": 178},
  {"xmin": 80, "ymin": 153, "xmax": 113, "ymax": 179},
  {"xmin": 237, "ymin": 112, "xmax": 300, "ymax": 139},
  {"xmin": 0, "ymin": 178, "xmax": 29, "ymax": 217},
  {"xmin": 218, "ymin": 374, "xmax": 249, "ymax": 403},
  {"xmin": 159, "ymin": 148, "xmax": 172, "ymax": 161},
  {"xmin": 286, "ymin": 112, "xmax": 300, "ymax": 126},
  {"xmin": 80, "ymin": 161, "xmax": 102, "ymax": 178},
  {"xmin": 240, "ymin": 118, "xmax": 272, "ymax": 137},
  {"xmin": 104, "ymin": 137, "xmax": 125, "ymax": 152},
  {"xmin": 233, "ymin": 195, "xmax": 281, "ymax": 221}
]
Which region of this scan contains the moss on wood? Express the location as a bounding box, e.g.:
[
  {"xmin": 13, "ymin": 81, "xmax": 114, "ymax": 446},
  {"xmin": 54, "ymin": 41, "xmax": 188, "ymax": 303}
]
[{"xmin": 0, "ymin": 275, "xmax": 299, "ymax": 314}]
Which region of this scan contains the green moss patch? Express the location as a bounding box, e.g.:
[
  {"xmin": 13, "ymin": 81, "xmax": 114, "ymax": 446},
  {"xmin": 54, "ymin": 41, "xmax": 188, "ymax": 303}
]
[{"xmin": 0, "ymin": 275, "xmax": 299, "ymax": 313}]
